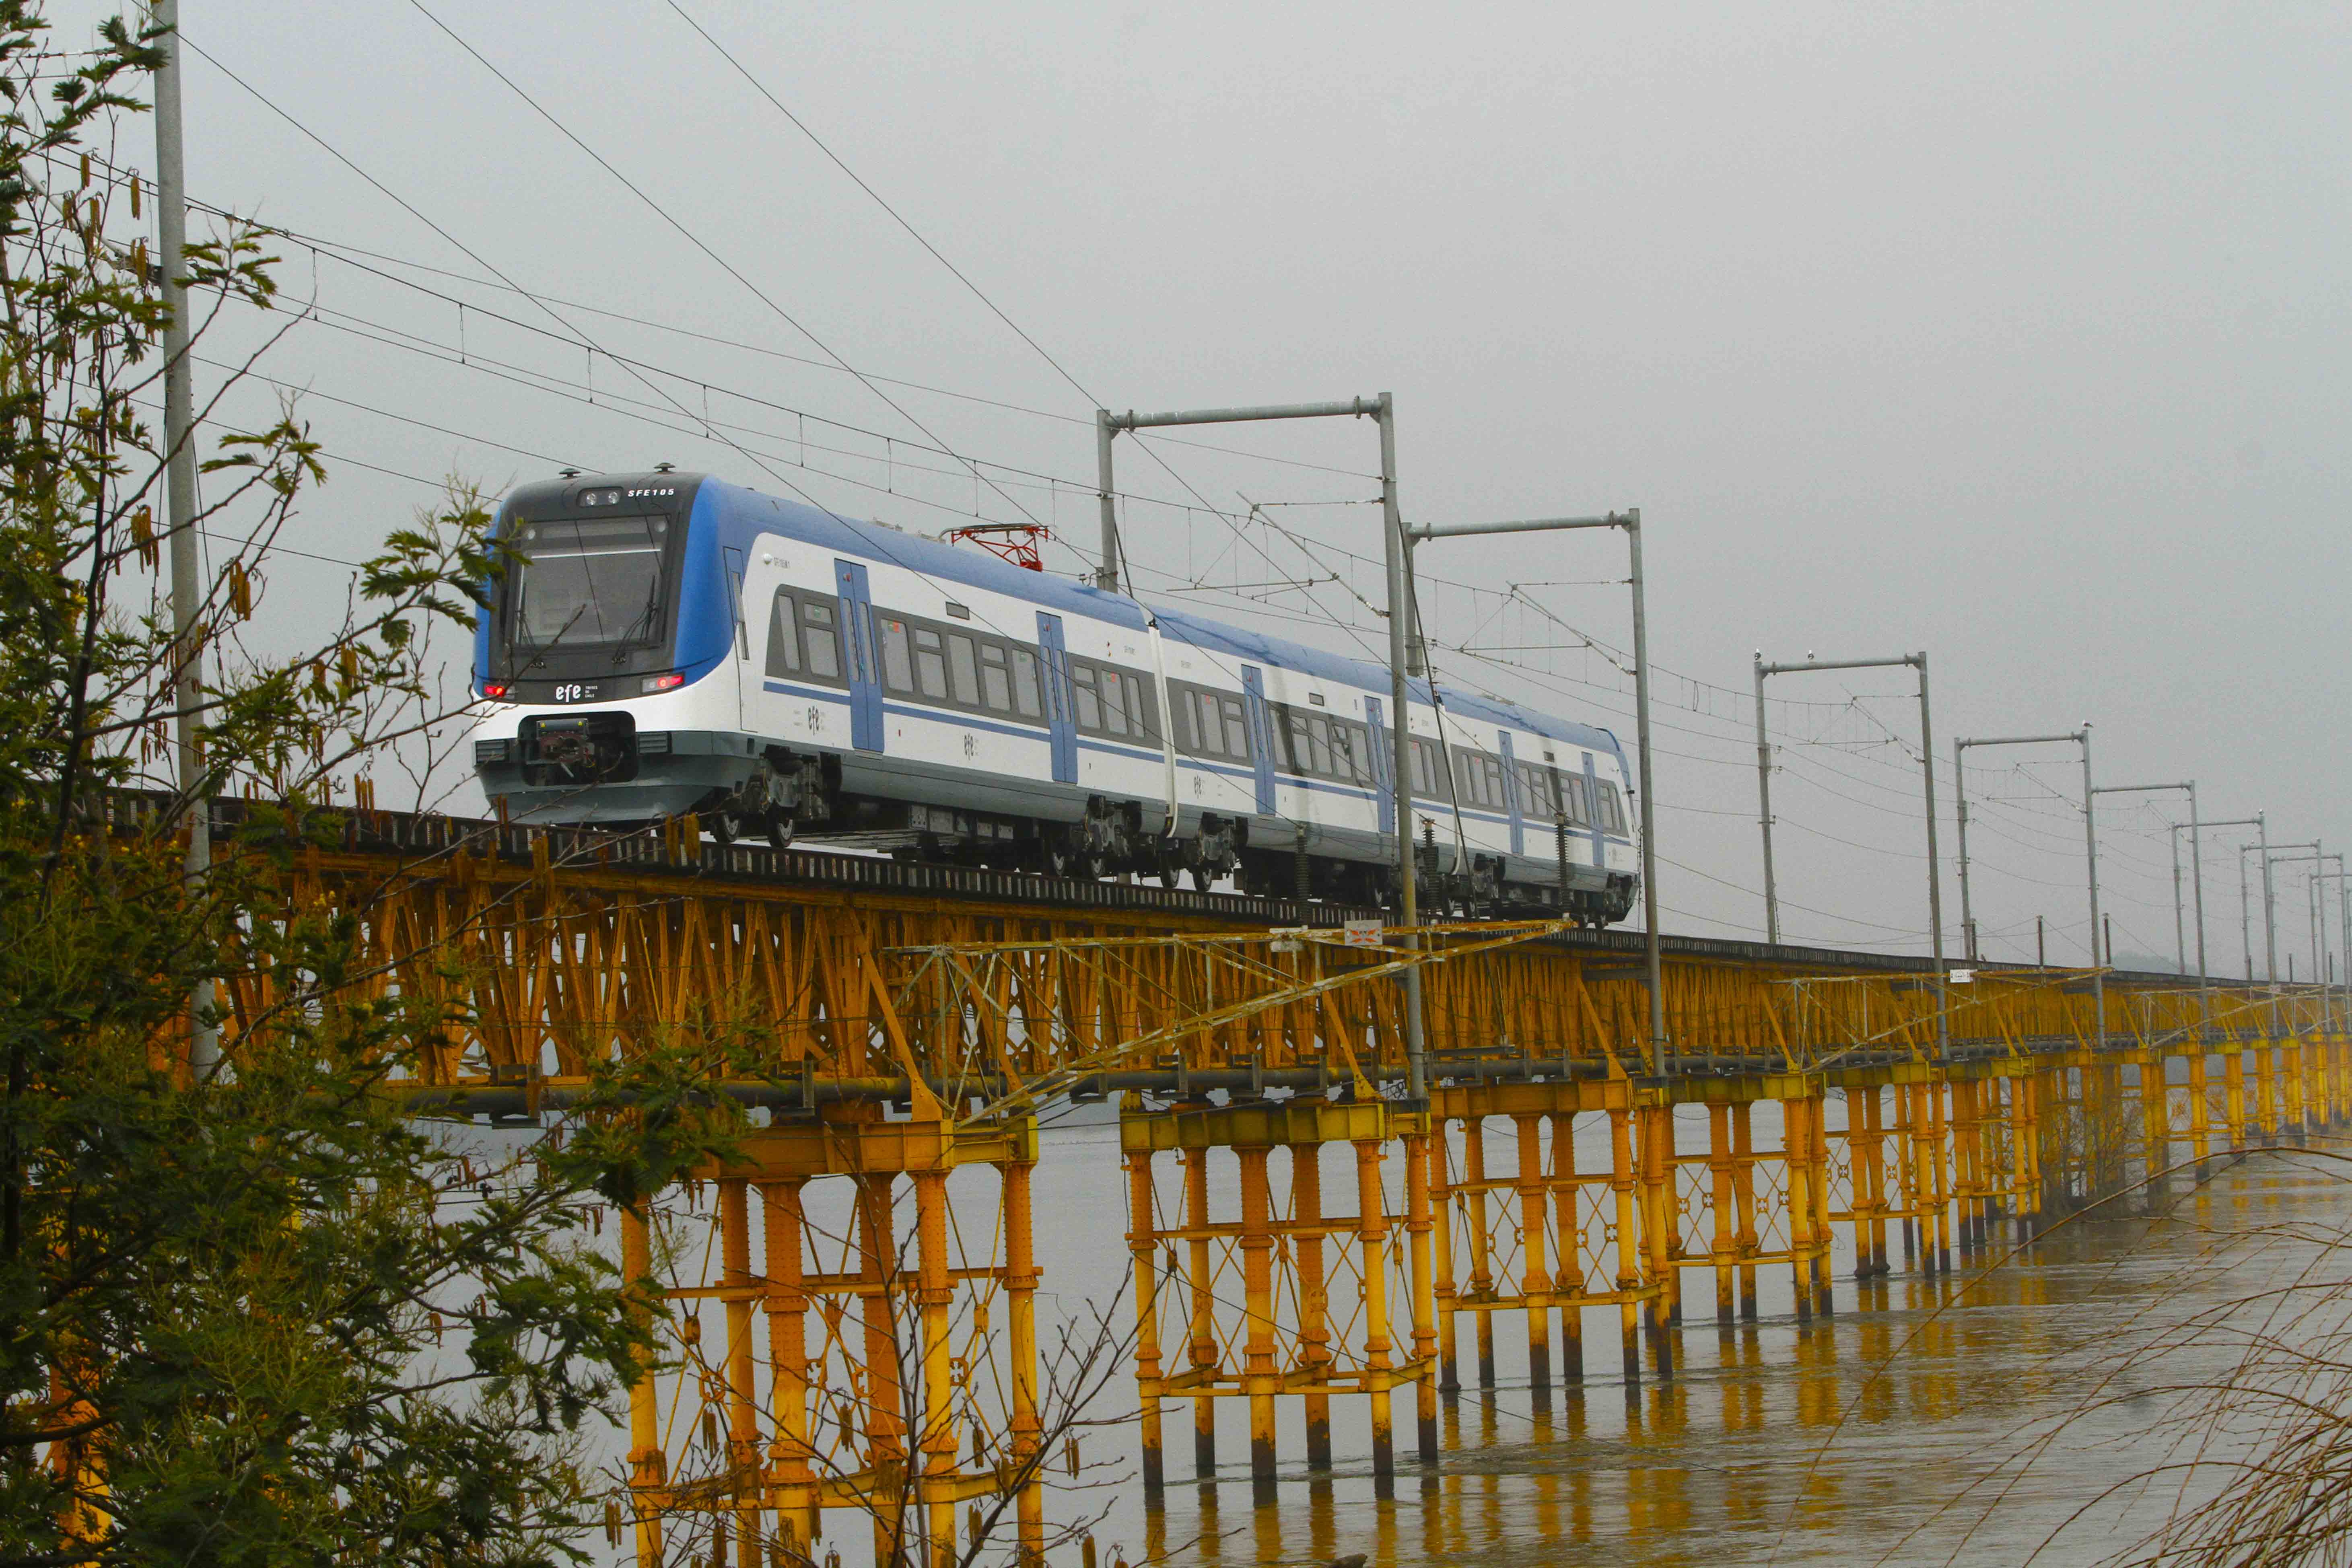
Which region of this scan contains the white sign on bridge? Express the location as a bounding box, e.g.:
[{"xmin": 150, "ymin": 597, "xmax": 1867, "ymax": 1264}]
[{"xmin": 1343, "ymin": 919, "xmax": 1385, "ymax": 948}]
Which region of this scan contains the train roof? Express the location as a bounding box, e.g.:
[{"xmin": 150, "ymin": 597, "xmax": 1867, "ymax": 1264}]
[{"xmin": 669, "ymin": 474, "xmax": 1621, "ymax": 758}]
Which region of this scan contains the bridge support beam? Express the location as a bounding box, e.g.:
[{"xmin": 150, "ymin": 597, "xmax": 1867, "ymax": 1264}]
[
  {"xmin": 627, "ymin": 1109, "xmax": 1044, "ymax": 1568},
  {"xmin": 1121, "ymin": 1096, "xmax": 1431, "ymax": 1511}
]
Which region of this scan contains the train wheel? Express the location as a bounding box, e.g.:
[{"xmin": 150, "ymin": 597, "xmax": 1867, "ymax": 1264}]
[
  {"xmin": 764, "ymin": 811, "xmax": 794, "ymax": 851},
  {"xmin": 710, "ymin": 809, "xmax": 738, "ymax": 846}
]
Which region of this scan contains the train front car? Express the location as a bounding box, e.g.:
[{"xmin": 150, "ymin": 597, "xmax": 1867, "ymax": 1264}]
[{"xmin": 470, "ymin": 471, "xmax": 760, "ymax": 828}]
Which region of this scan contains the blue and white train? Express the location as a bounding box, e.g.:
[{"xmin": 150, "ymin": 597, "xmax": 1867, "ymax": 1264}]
[{"xmin": 468, "ymin": 471, "xmax": 1639, "ymax": 921}]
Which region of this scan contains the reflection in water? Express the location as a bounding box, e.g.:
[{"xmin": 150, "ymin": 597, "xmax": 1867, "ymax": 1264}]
[{"xmin": 1010, "ymin": 1116, "xmax": 2352, "ymax": 1567}]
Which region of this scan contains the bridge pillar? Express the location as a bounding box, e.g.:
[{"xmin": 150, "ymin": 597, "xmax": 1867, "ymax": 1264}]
[
  {"xmin": 1732, "ymin": 1101, "xmax": 1761, "ymax": 1318},
  {"xmin": 2248, "ymin": 1048, "xmax": 2267, "ymax": 1147},
  {"xmin": 2187, "ymin": 1051, "xmax": 2212, "ymax": 1176},
  {"xmin": 1548, "ymin": 1111, "xmax": 1586, "ymax": 1381},
  {"xmin": 1706, "ymin": 1103, "xmax": 1736, "ymax": 1323},
  {"xmin": 1854, "ymin": 1085, "xmax": 1891, "ymax": 1275},
  {"xmin": 1514, "ymin": 1113, "xmax": 1555, "ymax": 1397},
  {"xmin": 2139, "ymin": 1051, "xmax": 2172, "ymax": 1204},
  {"xmin": 2225, "ymin": 1047, "xmax": 2249, "ymax": 1151},
  {"xmin": 630, "ymin": 1110, "xmax": 1043, "ymax": 1568},
  {"xmin": 1121, "ymin": 1096, "xmax": 1430, "ymax": 1510}
]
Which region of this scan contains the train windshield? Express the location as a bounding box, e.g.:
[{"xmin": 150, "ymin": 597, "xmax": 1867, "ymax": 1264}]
[{"xmin": 509, "ymin": 514, "xmax": 669, "ymax": 648}]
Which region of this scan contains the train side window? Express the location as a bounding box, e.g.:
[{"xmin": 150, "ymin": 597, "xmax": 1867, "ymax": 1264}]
[
  {"xmin": 978, "ymin": 643, "xmax": 1013, "ymax": 712},
  {"xmin": 1409, "ymin": 737, "xmax": 1448, "ymax": 798},
  {"xmin": 764, "ymin": 589, "xmax": 801, "ymax": 677},
  {"xmin": 1305, "ymin": 714, "xmax": 1335, "ymax": 776},
  {"xmin": 1220, "ymin": 696, "xmax": 1250, "ymax": 758},
  {"xmin": 1195, "ymin": 692, "xmax": 1221, "ymax": 754},
  {"xmin": 947, "ymin": 633, "xmax": 981, "ymax": 707},
  {"xmin": 1071, "ymin": 662, "xmax": 1103, "ymax": 731},
  {"xmin": 1518, "ymin": 761, "xmax": 1560, "ymax": 819},
  {"xmin": 1182, "ymin": 690, "xmax": 1219, "ymax": 755},
  {"xmin": 1012, "ymin": 649, "xmax": 1043, "ymax": 718},
  {"xmin": 1598, "ymin": 780, "xmax": 1628, "ymax": 833},
  {"xmin": 877, "ymin": 615, "xmax": 915, "ymax": 693},
  {"xmin": 1560, "ymin": 771, "xmax": 1592, "ymax": 826},
  {"xmin": 1275, "ymin": 708, "xmax": 1304, "ymax": 773},
  {"xmin": 1126, "ymin": 673, "xmax": 1157, "ymax": 739},
  {"xmin": 799, "ymin": 599, "xmax": 842, "ymax": 681},
  {"xmin": 912, "ymin": 626, "xmax": 950, "ymax": 700},
  {"xmin": 1099, "ymin": 668, "xmax": 1130, "ymax": 736},
  {"xmin": 1328, "ymin": 721, "xmax": 1364, "ymax": 784}
]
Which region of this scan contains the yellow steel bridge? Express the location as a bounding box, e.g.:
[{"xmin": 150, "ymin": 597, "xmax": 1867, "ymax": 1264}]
[{"xmin": 209, "ymin": 801, "xmax": 2344, "ymax": 1568}]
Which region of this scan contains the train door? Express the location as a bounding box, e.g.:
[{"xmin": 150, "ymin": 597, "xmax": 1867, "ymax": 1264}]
[
  {"xmin": 1581, "ymin": 752, "xmax": 1606, "ymax": 864},
  {"xmin": 1498, "ymin": 730, "xmax": 1525, "ymax": 857},
  {"xmin": 719, "ymin": 546, "xmax": 748, "ymax": 730},
  {"xmin": 833, "ymin": 559, "xmax": 883, "ymax": 752},
  {"xmin": 1035, "ymin": 612, "xmax": 1077, "ymax": 784},
  {"xmin": 1240, "ymin": 666, "xmax": 1276, "ymax": 816},
  {"xmin": 1366, "ymin": 696, "xmax": 1395, "ymax": 837}
]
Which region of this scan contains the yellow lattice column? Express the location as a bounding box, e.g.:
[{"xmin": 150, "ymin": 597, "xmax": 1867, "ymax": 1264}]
[
  {"xmin": 1183, "ymin": 1146, "xmax": 1217, "ymax": 1480},
  {"xmin": 759, "ymin": 1179, "xmax": 816, "ymax": 1564},
  {"xmin": 1293, "ymin": 1142, "xmax": 1332, "ymax": 1470},
  {"xmin": 1731, "ymin": 1100, "xmax": 1760, "ymax": 1321},
  {"xmin": 912, "ymin": 1171, "xmax": 957, "ymax": 1566},
  {"xmin": 1237, "ymin": 1145, "xmax": 1279, "ymax": 1504},
  {"xmin": 1926, "ymin": 1078, "xmax": 1952, "ymax": 1272},
  {"xmin": 1706, "ymin": 1103, "xmax": 1735, "ymax": 1327},
  {"xmin": 622, "ymin": 1200, "xmax": 667, "ymax": 1568},
  {"xmin": 2187, "ymin": 1051, "xmax": 2211, "ymax": 1174},
  {"xmin": 2142, "ymin": 1052, "xmax": 2172, "ymax": 1194},
  {"xmin": 1431, "ymin": 1111, "xmax": 1460, "ymax": 1397},
  {"xmin": 1638, "ymin": 1102, "xmax": 1676, "ymax": 1374},
  {"xmin": 1125, "ymin": 1146, "xmax": 1165, "ymax": 1508},
  {"xmin": 717, "ymin": 1180, "xmax": 761, "ymax": 1568},
  {"xmin": 1514, "ymin": 1113, "xmax": 1554, "ymax": 1396},
  {"xmin": 1355, "ymin": 1136, "xmax": 1397, "ymax": 1500},
  {"xmin": 856, "ymin": 1173, "xmax": 909, "ymax": 1566},
  {"xmin": 2226, "ymin": 1047, "xmax": 2249, "ymax": 1151},
  {"xmin": 1609, "ymin": 1104, "xmax": 1644, "ymax": 1390},
  {"xmin": 1854, "ymin": 1086, "xmax": 1888, "ymax": 1276},
  {"xmin": 2256, "ymin": 1045, "xmax": 2278, "ymax": 1146},
  {"xmin": 1403, "ymin": 1123, "xmax": 1440, "ymax": 1465},
  {"xmin": 1463, "ymin": 1114, "xmax": 1496, "ymax": 1388},
  {"xmin": 1548, "ymin": 1111, "xmax": 1585, "ymax": 1380},
  {"xmin": 1808, "ymin": 1093, "xmax": 1834, "ymax": 1313},
  {"xmin": 1784, "ymin": 1093, "xmax": 1816, "ymax": 1322},
  {"xmin": 1002, "ymin": 1155, "xmax": 1044, "ymax": 1565},
  {"xmin": 1948, "ymin": 1078, "xmax": 1977, "ymax": 1256},
  {"xmin": 2284, "ymin": 1038, "xmax": 2308, "ymax": 1145}
]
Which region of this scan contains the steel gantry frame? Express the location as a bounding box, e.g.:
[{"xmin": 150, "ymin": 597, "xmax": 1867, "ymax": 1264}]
[
  {"xmin": 160, "ymin": 801, "xmax": 2352, "ymax": 1565},
  {"xmin": 1751, "ymin": 652, "xmax": 1946, "ymax": 1056}
]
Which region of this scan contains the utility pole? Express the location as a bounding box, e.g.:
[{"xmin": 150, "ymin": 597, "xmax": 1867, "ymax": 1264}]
[
  {"xmin": 1092, "ymin": 410, "xmax": 1121, "ymax": 593},
  {"xmin": 2087, "ymin": 783, "xmax": 2193, "ymax": 976},
  {"xmin": 153, "ymin": 0, "xmax": 214, "ymax": 1075},
  {"xmin": 1955, "ymin": 728, "xmax": 2099, "ymax": 1046},
  {"xmin": 1097, "ymin": 396, "xmax": 1422, "ymax": 1093},
  {"xmin": 1753, "ymin": 652, "xmax": 1944, "ymax": 1056}
]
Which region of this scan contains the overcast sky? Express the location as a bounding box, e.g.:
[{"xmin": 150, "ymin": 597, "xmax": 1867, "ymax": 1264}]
[{"xmin": 79, "ymin": 1, "xmax": 2352, "ymax": 968}]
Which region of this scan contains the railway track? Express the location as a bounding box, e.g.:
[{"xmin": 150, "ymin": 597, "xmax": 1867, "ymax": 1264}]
[{"xmin": 158, "ymin": 791, "xmax": 2226, "ymax": 988}]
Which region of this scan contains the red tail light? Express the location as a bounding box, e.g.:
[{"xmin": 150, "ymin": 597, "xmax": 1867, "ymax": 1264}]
[
  {"xmin": 641, "ymin": 672, "xmax": 686, "ymax": 693},
  {"xmin": 482, "ymin": 682, "xmax": 511, "ymax": 700}
]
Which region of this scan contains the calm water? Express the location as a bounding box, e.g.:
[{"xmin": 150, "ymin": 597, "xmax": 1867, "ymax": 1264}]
[{"xmin": 1010, "ymin": 1113, "xmax": 2352, "ymax": 1568}]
